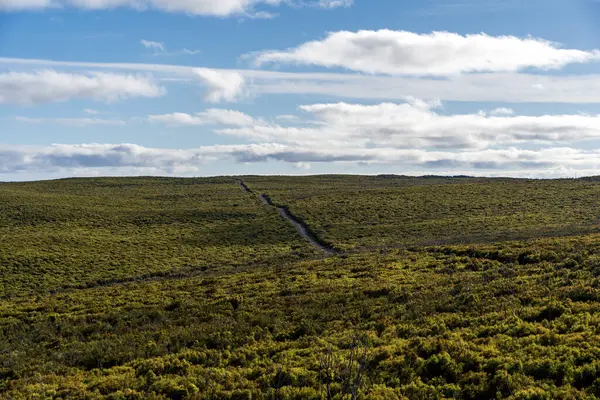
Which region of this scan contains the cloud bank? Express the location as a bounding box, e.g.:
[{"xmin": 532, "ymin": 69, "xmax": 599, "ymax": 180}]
[
  {"xmin": 125, "ymin": 101, "xmax": 600, "ymax": 178},
  {"xmin": 1, "ymin": 143, "xmax": 599, "ymax": 179},
  {"xmin": 0, "ymin": 70, "xmax": 164, "ymax": 105},
  {"xmin": 252, "ymin": 30, "xmax": 600, "ymax": 75},
  {"xmin": 8, "ymin": 57, "xmax": 600, "ymax": 103},
  {"xmin": 200, "ymin": 101, "xmax": 600, "ymax": 150}
]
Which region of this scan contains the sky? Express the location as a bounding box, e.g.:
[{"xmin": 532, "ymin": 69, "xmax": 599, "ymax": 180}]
[{"xmin": 2, "ymin": 0, "xmax": 600, "ymax": 180}]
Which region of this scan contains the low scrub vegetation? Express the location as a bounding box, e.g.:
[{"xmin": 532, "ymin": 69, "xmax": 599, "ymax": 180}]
[
  {"xmin": 244, "ymin": 175, "xmax": 600, "ymax": 251},
  {"xmin": 1, "ymin": 176, "xmax": 600, "ymax": 399}
]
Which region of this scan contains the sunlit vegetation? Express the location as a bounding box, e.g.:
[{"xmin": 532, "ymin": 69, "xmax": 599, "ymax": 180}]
[
  {"xmin": 2, "ymin": 176, "xmax": 600, "ymax": 399},
  {"xmin": 244, "ymin": 175, "xmax": 600, "ymax": 251},
  {"xmin": 0, "ymin": 177, "xmax": 319, "ymax": 298}
]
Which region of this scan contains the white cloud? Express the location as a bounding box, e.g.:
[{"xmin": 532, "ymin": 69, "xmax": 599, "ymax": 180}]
[
  {"xmin": 243, "ymin": 10, "xmax": 276, "ymax": 18},
  {"xmin": 216, "ymin": 101, "xmax": 600, "ymax": 150},
  {"xmin": 8, "ymin": 57, "xmax": 600, "ymax": 103},
  {"xmin": 0, "ymin": 70, "xmax": 164, "ymax": 105},
  {"xmin": 226, "ymin": 145, "xmax": 600, "ymax": 171},
  {"xmin": 10, "ymin": 101, "xmax": 600, "ymax": 177},
  {"xmin": 180, "ymin": 48, "xmax": 202, "ymax": 55},
  {"xmin": 148, "ymin": 112, "xmax": 206, "ymax": 126},
  {"xmin": 1, "ymin": 142, "xmax": 600, "ymax": 178},
  {"xmin": 15, "ymin": 116, "xmax": 126, "ymax": 127},
  {"xmin": 253, "ymin": 71, "xmax": 600, "ymax": 104},
  {"xmin": 490, "ymin": 107, "xmax": 515, "ymax": 116},
  {"xmin": 294, "ymin": 162, "xmax": 312, "ymax": 170},
  {"xmin": 193, "ymin": 68, "xmax": 246, "ymax": 103},
  {"xmin": 141, "ymin": 40, "xmax": 202, "ymax": 56},
  {"xmin": 82, "ymin": 108, "xmax": 114, "ymax": 115},
  {"xmin": 317, "ymin": 0, "xmax": 352, "ymax": 9},
  {"xmin": 276, "ymin": 114, "xmax": 300, "ymax": 121},
  {"xmin": 141, "ymin": 39, "xmax": 166, "ymax": 52},
  {"xmin": 199, "ymin": 109, "xmax": 257, "ymax": 125},
  {"xmin": 149, "ymin": 109, "xmax": 258, "ymax": 126},
  {"xmin": 0, "ymin": 143, "xmax": 207, "ymax": 174},
  {"xmin": 252, "ymin": 30, "xmax": 600, "ymax": 75}
]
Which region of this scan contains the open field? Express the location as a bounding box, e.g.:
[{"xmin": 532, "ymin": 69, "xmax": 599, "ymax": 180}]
[
  {"xmin": 0, "ymin": 178, "xmax": 320, "ymax": 298},
  {"xmin": 2, "ymin": 176, "xmax": 600, "ymax": 399},
  {"xmin": 243, "ymin": 176, "xmax": 600, "ymax": 251}
]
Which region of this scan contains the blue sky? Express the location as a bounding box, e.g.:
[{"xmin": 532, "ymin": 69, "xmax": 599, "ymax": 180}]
[{"xmin": 2, "ymin": 0, "xmax": 600, "ymax": 180}]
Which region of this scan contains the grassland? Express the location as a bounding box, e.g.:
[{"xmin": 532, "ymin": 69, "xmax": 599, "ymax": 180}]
[
  {"xmin": 0, "ymin": 177, "xmax": 319, "ymax": 298},
  {"xmin": 244, "ymin": 176, "xmax": 600, "ymax": 251},
  {"xmin": 1, "ymin": 176, "xmax": 600, "ymax": 399}
]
